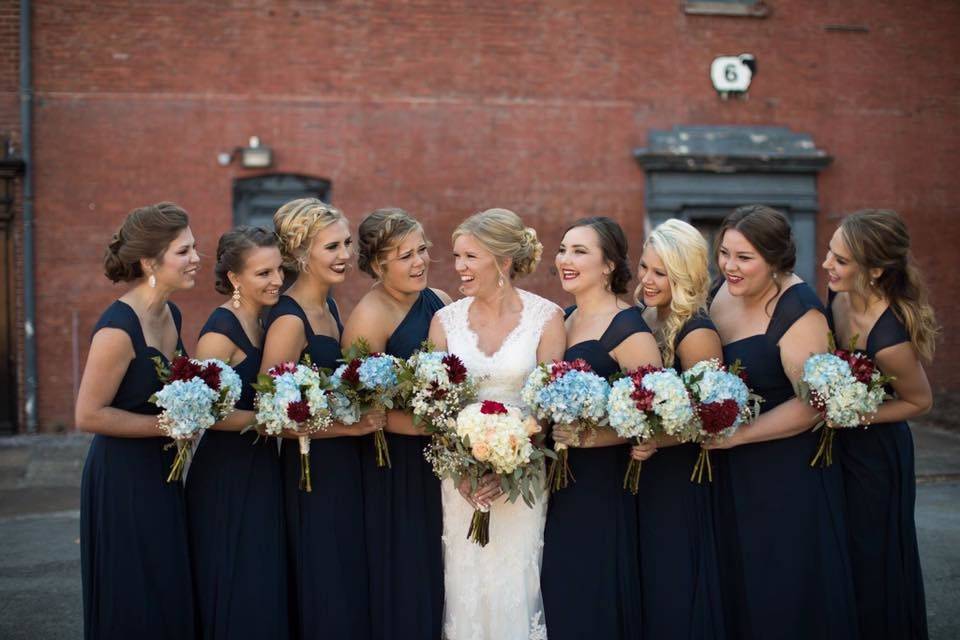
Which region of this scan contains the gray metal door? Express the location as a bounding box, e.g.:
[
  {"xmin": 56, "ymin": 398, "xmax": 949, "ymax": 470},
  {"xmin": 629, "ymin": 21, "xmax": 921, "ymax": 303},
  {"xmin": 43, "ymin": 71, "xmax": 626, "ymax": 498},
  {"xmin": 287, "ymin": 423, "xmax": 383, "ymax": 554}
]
[{"xmin": 233, "ymin": 174, "xmax": 332, "ymax": 229}]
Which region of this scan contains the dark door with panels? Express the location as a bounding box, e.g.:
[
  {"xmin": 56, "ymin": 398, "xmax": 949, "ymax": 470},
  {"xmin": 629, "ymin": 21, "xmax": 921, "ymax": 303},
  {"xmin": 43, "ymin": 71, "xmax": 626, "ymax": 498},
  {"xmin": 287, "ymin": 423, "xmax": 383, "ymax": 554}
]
[
  {"xmin": 635, "ymin": 126, "xmax": 832, "ymax": 285},
  {"xmin": 233, "ymin": 174, "xmax": 332, "ymax": 229}
]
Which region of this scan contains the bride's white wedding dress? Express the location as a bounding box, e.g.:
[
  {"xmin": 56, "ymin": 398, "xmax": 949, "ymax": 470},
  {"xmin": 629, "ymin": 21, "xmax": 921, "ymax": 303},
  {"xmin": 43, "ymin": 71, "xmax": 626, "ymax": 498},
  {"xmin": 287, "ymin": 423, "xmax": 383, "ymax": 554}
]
[{"xmin": 436, "ymin": 288, "xmax": 561, "ymax": 640}]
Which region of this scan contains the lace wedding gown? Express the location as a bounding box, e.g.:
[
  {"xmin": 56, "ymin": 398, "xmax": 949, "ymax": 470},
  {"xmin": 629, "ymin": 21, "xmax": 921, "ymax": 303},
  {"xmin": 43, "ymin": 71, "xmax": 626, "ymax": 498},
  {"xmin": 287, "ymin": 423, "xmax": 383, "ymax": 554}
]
[{"xmin": 436, "ymin": 289, "xmax": 561, "ymax": 640}]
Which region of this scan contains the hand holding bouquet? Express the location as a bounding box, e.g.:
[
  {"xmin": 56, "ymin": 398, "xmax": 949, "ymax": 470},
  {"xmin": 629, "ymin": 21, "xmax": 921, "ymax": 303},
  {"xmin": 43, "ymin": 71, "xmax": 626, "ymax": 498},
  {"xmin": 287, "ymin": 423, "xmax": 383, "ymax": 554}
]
[
  {"xmin": 330, "ymin": 339, "xmax": 402, "ymax": 468},
  {"xmin": 521, "ymin": 359, "xmax": 610, "ymax": 491},
  {"xmin": 151, "ymin": 355, "xmax": 242, "ymax": 482},
  {"xmin": 424, "ymin": 400, "xmax": 549, "ymax": 547},
  {"xmin": 682, "ymin": 359, "xmax": 761, "ymax": 483},
  {"xmin": 252, "ymin": 360, "xmax": 333, "ymax": 491},
  {"xmin": 798, "ymin": 334, "xmax": 893, "ymax": 467},
  {"xmin": 607, "ymin": 365, "xmax": 694, "ymax": 494}
]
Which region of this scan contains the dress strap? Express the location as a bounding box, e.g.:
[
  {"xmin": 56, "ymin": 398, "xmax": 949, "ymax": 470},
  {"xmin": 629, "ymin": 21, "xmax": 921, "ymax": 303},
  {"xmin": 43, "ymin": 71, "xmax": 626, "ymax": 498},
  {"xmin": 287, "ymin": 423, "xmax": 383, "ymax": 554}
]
[
  {"xmin": 265, "ymin": 295, "xmax": 315, "ymax": 335},
  {"xmin": 199, "ymin": 307, "xmax": 257, "ymax": 356},
  {"xmin": 867, "ymin": 307, "xmax": 910, "ymax": 356},
  {"xmin": 518, "ymin": 290, "xmax": 562, "ymax": 347},
  {"xmin": 167, "ymin": 301, "xmax": 185, "ymax": 354},
  {"xmin": 563, "ymin": 305, "xmax": 576, "ymax": 320},
  {"xmin": 675, "ymin": 311, "xmax": 717, "ymax": 351},
  {"xmin": 598, "ymin": 306, "xmax": 651, "ymax": 352},
  {"xmin": 327, "ymin": 296, "xmax": 343, "ymax": 335},
  {"xmin": 94, "ymin": 300, "xmax": 148, "ymax": 353},
  {"xmin": 766, "ymin": 283, "xmax": 825, "ymax": 344}
]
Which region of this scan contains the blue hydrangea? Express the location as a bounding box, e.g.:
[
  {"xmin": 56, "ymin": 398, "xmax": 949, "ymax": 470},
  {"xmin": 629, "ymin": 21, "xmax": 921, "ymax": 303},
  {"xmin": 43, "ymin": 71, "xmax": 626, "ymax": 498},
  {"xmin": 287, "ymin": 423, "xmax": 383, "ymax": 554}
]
[
  {"xmin": 802, "ymin": 353, "xmax": 852, "ymax": 394},
  {"xmin": 358, "ymin": 355, "xmax": 399, "ymax": 390},
  {"xmin": 153, "ymin": 377, "xmax": 218, "ymax": 439},
  {"xmin": 531, "ymin": 369, "xmax": 610, "ymax": 425}
]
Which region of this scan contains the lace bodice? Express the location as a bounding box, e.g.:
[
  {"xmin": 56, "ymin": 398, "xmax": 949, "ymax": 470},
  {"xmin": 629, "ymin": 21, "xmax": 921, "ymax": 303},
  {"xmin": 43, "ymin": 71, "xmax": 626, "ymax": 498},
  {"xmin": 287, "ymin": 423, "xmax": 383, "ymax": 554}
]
[{"xmin": 438, "ymin": 289, "xmax": 561, "ymax": 409}]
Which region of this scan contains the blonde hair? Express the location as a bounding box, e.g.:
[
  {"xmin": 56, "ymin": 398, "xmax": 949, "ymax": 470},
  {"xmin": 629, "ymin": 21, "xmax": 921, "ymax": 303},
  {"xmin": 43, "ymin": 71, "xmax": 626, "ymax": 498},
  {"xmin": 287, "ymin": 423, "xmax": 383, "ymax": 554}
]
[
  {"xmin": 635, "ymin": 219, "xmax": 710, "ymax": 367},
  {"xmin": 840, "ymin": 209, "xmax": 938, "ymax": 362},
  {"xmin": 357, "ymin": 208, "xmax": 427, "ymax": 279},
  {"xmin": 273, "ymin": 198, "xmax": 346, "ymax": 272},
  {"xmin": 452, "ymin": 208, "xmax": 543, "ymax": 279}
]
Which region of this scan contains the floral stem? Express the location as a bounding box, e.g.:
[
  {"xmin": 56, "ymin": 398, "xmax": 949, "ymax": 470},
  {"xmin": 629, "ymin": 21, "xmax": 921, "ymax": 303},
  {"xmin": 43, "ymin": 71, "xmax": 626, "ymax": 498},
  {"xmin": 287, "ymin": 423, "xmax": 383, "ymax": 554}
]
[
  {"xmin": 623, "ymin": 458, "xmax": 641, "ymax": 495},
  {"xmin": 546, "ymin": 447, "xmax": 573, "ymax": 492},
  {"xmin": 809, "ymin": 428, "xmax": 835, "ymax": 468},
  {"xmin": 166, "ymin": 440, "xmax": 189, "ymax": 483},
  {"xmin": 299, "ymin": 435, "xmax": 312, "ymax": 492},
  {"xmin": 468, "ymin": 509, "xmax": 490, "ymax": 547},
  {"xmin": 374, "ymin": 429, "xmax": 392, "ymax": 469},
  {"xmin": 690, "ymin": 448, "xmax": 713, "ymax": 484}
]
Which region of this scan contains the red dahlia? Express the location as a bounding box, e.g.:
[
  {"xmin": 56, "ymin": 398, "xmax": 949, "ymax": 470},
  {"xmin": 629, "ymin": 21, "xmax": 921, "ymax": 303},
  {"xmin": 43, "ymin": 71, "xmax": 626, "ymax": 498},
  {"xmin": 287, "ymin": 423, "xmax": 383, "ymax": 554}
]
[
  {"xmin": 341, "ymin": 359, "xmax": 362, "ymax": 387},
  {"xmin": 442, "ymin": 354, "xmax": 468, "ymax": 384},
  {"xmin": 198, "ymin": 361, "xmax": 222, "ymax": 390},
  {"xmin": 698, "ymin": 399, "xmax": 740, "ymax": 435},
  {"xmin": 286, "ymin": 400, "xmax": 311, "ymax": 423},
  {"xmin": 269, "ymin": 362, "xmax": 298, "ymax": 376},
  {"xmin": 169, "ymin": 356, "xmax": 202, "ymax": 382}
]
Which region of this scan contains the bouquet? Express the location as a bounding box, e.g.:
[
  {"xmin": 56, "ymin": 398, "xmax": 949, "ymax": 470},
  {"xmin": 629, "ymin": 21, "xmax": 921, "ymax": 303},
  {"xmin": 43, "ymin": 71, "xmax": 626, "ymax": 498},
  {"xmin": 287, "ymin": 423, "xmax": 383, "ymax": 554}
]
[
  {"xmin": 151, "ymin": 355, "xmax": 241, "ymax": 482},
  {"xmin": 252, "ymin": 359, "xmax": 333, "ymax": 491},
  {"xmin": 397, "ymin": 345, "xmax": 478, "ymax": 433},
  {"xmin": 424, "ymin": 400, "xmax": 550, "ymax": 547},
  {"xmin": 682, "ymin": 359, "xmax": 761, "ymax": 483},
  {"xmin": 330, "ymin": 339, "xmax": 403, "ymax": 468},
  {"xmin": 521, "ymin": 359, "xmax": 610, "ymax": 491},
  {"xmin": 798, "ymin": 334, "xmax": 893, "ymax": 467},
  {"xmin": 607, "ymin": 365, "xmax": 694, "ymax": 494}
]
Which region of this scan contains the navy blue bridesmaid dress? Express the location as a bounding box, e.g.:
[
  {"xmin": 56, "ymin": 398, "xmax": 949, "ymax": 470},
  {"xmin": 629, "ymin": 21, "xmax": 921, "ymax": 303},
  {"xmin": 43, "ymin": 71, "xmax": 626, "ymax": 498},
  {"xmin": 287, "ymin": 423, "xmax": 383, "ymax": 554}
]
[
  {"xmin": 362, "ymin": 288, "xmax": 445, "ymax": 640},
  {"xmin": 541, "ymin": 306, "xmax": 645, "ymax": 640},
  {"xmin": 712, "ymin": 283, "xmax": 859, "ymax": 639},
  {"xmin": 80, "ymin": 300, "xmax": 195, "ymax": 639},
  {"xmin": 185, "ymin": 307, "xmax": 288, "ymax": 640},
  {"xmin": 635, "ymin": 311, "xmax": 726, "ymax": 640},
  {"xmin": 827, "ymin": 291, "xmax": 928, "ymax": 639},
  {"xmin": 264, "ymin": 294, "xmax": 370, "ymax": 640}
]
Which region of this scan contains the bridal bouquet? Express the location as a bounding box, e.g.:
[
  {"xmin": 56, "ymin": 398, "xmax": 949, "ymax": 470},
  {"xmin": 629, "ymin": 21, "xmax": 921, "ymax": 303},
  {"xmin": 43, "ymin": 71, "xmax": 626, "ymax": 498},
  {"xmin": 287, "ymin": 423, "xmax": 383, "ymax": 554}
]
[
  {"xmin": 398, "ymin": 346, "xmax": 478, "ymax": 433},
  {"xmin": 682, "ymin": 359, "xmax": 761, "ymax": 483},
  {"xmin": 330, "ymin": 339, "xmax": 403, "ymax": 468},
  {"xmin": 252, "ymin": 359, "xmax": 333, "ymax": 492},
  {"xmin": 151, "ymin": 355, "xmax": 241, "ymax": 482},
  {"xmin": 521, "ymin": 359, "xmax": 610, "ymax": 491},
  {"xmin": 799, "ymin": 335, "xmax": 893, "ymax": 467},
  {"xmin": 424, "ymin": 400, "xmax": 550, "ymax": 547},
  {"xmin": 607, "ymin": 365, "xmax": 694, "ymax": 494}
]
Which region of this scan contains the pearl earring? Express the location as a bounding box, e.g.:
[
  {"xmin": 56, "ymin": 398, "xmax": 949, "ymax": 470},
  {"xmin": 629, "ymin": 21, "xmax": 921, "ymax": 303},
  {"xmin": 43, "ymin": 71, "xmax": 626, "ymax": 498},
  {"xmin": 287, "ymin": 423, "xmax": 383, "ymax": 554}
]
[
  {"xmin": 498, "ymin": 276, "xmax": 505, "ymax": 288},
  {"xmin": 148, "ymin": 274, "xmax": 157, "ymax": 288},
  {"xmin": 232, "ymin": 286, "xmax": 242, "ymax": 309}
]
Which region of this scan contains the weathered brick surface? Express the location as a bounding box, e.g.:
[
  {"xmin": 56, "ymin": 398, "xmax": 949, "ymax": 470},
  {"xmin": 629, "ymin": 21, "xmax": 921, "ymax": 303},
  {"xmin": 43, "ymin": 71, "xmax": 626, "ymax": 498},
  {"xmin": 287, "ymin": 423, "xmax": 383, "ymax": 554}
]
[{"xmin": 4, "ymin": 1, "xmax": 960, "ymax": 430}]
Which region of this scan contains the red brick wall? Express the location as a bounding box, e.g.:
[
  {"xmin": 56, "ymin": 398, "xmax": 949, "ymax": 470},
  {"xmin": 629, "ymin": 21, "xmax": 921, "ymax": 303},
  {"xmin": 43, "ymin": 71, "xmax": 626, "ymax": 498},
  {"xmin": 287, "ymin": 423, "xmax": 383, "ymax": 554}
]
[{"xmin": 20, "ymin": 0, "xmax": 960, "ymax": 430}]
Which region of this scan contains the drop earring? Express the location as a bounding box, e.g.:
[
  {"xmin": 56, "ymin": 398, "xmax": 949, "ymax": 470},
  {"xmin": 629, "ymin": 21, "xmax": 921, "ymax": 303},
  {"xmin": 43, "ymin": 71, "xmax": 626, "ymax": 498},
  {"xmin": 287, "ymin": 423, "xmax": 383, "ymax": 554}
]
[
  {"xmin": 232, "ymin": 286, "xmax": 242, "ymax": 309},
  {"xmin": 498, "ymin": 276, "xmax": 505, "ymax": 288},
  {"xmin": 148, "ymin": 273, "xmax": 157, "ymax": 288}
]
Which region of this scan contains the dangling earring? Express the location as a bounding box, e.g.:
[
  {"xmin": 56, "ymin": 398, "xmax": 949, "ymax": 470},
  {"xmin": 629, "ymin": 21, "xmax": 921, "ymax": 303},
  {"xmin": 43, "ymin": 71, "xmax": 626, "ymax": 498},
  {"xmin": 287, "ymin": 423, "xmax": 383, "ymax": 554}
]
[
  {"xmin": 603, "ymin": 271, "xmax": 611, "ymax": 291},
  {"xmin": 869, "ymin": 278, "xmax": 876, "ymax": 288},
  {"xmin": 148, "ymin": 273, "xmax": 157, "ymax": 288},
  {"xmin": 498, "ymin": 275, "xmax": 505, "ymax": 288},
  {"xmin": 232, "ymin": 286, "xmax": 242, "ymax": 309}
]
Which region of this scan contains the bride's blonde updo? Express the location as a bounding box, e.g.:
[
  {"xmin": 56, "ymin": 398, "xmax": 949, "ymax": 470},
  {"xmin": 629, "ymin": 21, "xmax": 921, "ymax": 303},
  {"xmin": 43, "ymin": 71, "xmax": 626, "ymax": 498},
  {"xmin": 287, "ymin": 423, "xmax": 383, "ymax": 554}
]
[
  {"xmin": 273, "ymin": 198, "xmax": 346, "ymax": 273},
  {"xmin": 452, "ymin": 208, "xmax": 543, "ymax": 279}
]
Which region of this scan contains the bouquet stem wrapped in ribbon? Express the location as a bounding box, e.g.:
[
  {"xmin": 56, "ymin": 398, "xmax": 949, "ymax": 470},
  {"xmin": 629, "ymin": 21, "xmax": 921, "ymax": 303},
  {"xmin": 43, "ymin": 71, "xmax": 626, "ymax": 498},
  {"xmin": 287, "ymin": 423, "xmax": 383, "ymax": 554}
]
[
  {"xmin": 682, "ymin": 359, "xmax": 761, "ymax": 483},
  {"xmin": 424, "ymin": 400, "xmax": 551, "ymax": 547},
  {"xmin": 799, "ymin": 333, "xmax": 893, "ymax": 468},
  {"xmin": 252, "ymin": 357, "xmax": 333, "ymax": 492},
  {"xmin": 521, "ymin": 359, "xmax": 610, "ymax": 492},
  {"xmin": 151, "ymin": 355, "xmax": 242, "ymax": 483},
  {"xmin": 330, "ymin": 339, "xmax": 402, "ymax": 469},
  {"xmin": 607, "ymin": 365, "xmax": 694, "ymax": 494}
]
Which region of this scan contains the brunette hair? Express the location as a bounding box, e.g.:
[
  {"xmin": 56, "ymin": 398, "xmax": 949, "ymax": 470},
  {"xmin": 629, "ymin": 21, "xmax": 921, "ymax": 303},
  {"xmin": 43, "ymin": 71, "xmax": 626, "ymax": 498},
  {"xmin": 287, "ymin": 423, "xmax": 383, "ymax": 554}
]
[
  {"xmin": 103, "ymin": 202, "xmax": 189, "ymax": 282},
  {"xmin": 564, "ymin": 216, "xmax": 632, "ymax": 295},
  {"xmin": 213, "ymin": 226, "xmax": 279, "ymax": 294}
]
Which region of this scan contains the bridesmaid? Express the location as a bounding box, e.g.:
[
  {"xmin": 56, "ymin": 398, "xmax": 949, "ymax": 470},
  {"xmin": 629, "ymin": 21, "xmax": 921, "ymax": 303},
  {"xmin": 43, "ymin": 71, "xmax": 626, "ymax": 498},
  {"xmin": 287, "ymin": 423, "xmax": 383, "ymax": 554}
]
[
  {"xmin": 76, "ymin": 202, "xmax": 199, "ymax": 639},
  {"xmin": 341, "ymin": 208, "xmax": 452, "ymax": 640},
  {"xmin": 633, "ymin": 218, "xmax": 726, "ymax": 640},
  {"xmin": 185, "ymin": 227, "xmax": 288, "ymax": 640},
  {"xmin": 261, "ymin": 198, "xmax": 381, "ymax": 640},
  {"xmin": 541, "ymin": 216, "xmax": 662, "ymax": 640},
  {"xmin": 823, "ymin": 209, "xmax": 934, "ymax": 639},
  {"xmin": 706, "ymin": 205, "xmax": 859, "ymax": 639}
]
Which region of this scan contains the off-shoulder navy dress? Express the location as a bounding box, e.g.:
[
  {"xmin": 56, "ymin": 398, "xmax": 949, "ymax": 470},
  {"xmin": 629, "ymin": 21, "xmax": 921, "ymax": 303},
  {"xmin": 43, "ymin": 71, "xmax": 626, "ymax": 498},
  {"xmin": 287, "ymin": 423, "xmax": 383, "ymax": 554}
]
[
  {"xmin": 363, "ymin": 289, "xmax": 445, "ymax": 640},
  {"xmin": 541, "ymin": 306, "xmax": 645, "ymax": 640},
  {"xmin": 711, "ymin": 283, "xmax": 859, "ymax": 639},
  {"xmin": 80, "ymin": 300, "xmax": 195, "ymax": 639},
  {"xmin": 827, "ymin": 291, "xmax": 928, "ymax": 639},
  {"xmin": 185, "ymin": 307, "xmax": 288, "ymax": 640},
  {"xmin": 264, "ymin": 294, "xmax": 370, "ymax": 640},
  {"xmin": 635, "ymin": 311, "xmax": 726, "ymax": 640}
]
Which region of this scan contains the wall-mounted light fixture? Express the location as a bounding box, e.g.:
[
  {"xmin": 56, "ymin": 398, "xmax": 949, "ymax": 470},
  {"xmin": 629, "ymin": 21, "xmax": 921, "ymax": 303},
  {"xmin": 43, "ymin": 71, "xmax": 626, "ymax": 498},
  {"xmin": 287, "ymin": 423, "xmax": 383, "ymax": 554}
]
[{"xmin": 218, "ymin": 136, "xmax": 273, "ymax": 169}]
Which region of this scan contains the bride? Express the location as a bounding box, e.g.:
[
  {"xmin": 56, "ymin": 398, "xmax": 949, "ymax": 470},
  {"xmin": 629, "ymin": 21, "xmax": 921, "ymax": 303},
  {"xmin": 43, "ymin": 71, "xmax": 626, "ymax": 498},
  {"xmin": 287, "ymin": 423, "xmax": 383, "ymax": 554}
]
[{"xmin": 428, "ymin": 208, "xmax": 565, "ymax": 640}]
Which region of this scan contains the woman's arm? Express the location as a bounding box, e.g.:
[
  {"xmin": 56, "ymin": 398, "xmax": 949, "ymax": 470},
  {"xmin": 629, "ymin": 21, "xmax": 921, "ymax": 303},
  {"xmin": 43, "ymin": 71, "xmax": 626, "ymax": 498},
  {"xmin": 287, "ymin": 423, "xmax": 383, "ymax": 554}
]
[
  {"xmin": 75, "ymin": 329, "xmax": 162, "ymax": 437},
  {"xmin": 195, "ymin": 331, "xmax": 256, "ymax": 433},
  {"xmin": 709, "ymin": 309, "xmax": 828, "ymax": 448},
  {"xmin": 868, "ymin": 343, "xmax": 933, "ymax": 424}
]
